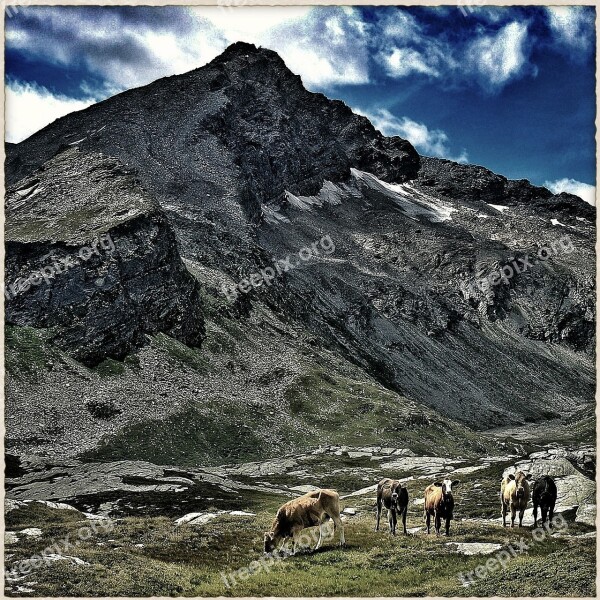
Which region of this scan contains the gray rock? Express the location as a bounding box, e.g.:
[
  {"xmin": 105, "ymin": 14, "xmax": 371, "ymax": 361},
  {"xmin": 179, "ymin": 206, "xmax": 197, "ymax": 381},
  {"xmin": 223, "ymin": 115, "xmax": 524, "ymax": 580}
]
[
  {"xmin": 446, "ymin": 542, "xmax": 502, "ymax": 556},
  {"xmin": 175, "ymin": 512, "xmax": 219, "ymax": 526},
  {"xmin": 5, "ymin": 532, "xmax": 19, "ymax": 545},
  {"xmin": 347, "ymin": 451, "xmax": 372, "ymax": 459},
  {"xmin": 5, "ymin": 499, "xmax": 26, "ymax": 513},
  {"xmin": 20, "ymin": 528, "xmax": 43, "ymax": 538},
  {"xmin": 575, "ymin": 503, "xmax": 596, "ymax": 526}
]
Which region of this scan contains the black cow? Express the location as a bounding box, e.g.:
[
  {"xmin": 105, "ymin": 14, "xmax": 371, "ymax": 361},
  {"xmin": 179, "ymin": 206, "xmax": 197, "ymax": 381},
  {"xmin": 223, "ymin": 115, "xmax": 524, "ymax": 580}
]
[
  {"xmin": 375, "ymin": 478, "xmax": 409, "ymax": 535},
  {"xmin": 532, "ymin": 475, "xmax": 557, "ymax": 528}
]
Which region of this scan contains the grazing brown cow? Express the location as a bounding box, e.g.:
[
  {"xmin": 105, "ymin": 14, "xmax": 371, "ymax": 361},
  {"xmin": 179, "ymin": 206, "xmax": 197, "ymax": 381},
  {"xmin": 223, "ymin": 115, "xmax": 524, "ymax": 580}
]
[
  {"xmin": 263, "ymin": 489, "xmax": 345, "ymax": 554},
  {"xmin": 424, "ymin": 479, "xmax": 459, "ymax": 536},
  {"xmin": 375, "ymin": 478, "xmax": 409, "ymax": 535},
  {"xmin": 501, "ymin": 470, "xmax": 532, "ymax": 527}
]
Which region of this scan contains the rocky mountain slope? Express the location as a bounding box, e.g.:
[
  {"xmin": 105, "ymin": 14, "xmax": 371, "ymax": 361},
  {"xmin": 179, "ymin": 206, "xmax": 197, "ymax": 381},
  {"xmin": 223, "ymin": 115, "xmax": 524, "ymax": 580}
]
[
  {"xmin": 5, "ymin": 42, "xmax": 595, "ymax": 465},
  {"xmin": 6, "ymin": 148, "xmax": 203, "ymax": 364}
]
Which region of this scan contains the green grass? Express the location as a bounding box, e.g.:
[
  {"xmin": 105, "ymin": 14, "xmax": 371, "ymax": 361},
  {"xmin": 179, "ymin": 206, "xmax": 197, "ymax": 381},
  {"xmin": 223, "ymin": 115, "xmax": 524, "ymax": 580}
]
[
  {"xmin": 80, "ymin": 364, "xmax": 499, "ymax": 467},
  {"xmin": 90, "ymin": 358, "xmax": 127, "ymax": 377},
  {"xmin": 5, "ymin": 498, "xmax": 595, "ymax": 597},
  {"xmin": 150, "ymin": 333, "xmax": 211, "ymax": 374},
  {"xmin": 4, "ymin": 325, "xmax": 57, "ymax": 378}
]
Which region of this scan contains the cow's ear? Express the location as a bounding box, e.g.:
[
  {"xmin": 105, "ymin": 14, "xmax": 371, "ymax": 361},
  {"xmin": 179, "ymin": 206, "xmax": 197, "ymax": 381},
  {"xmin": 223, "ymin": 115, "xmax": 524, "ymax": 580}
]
[
  {"xmin": 508, "ymin": 474, "xmax": 516, "ymax": 481},
  {"xmin": 434, "ymin": 482, "xmax": 442, "ymax": 487},
  {"xmin": 452, "ymin": 480, "xmax": 460, "ymax": 488}
]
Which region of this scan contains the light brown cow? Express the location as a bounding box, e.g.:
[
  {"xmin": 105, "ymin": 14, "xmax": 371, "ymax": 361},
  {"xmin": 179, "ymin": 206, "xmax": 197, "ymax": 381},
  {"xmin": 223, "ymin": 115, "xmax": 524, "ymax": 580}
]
[
  {"xmin": 501, "ymin": 470, "xmax": 532, "ymax": 527},
  {"xmin": 424, "ymin": 479, "xmax": 459, "ymax": 536},
  {"xmin": 263, "ymin": 489, "xmax": 345, "ymax": 554}
]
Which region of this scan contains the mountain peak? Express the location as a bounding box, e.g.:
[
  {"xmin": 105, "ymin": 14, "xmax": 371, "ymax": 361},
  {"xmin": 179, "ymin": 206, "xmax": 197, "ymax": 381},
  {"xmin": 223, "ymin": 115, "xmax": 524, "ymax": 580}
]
[{"xmin": 210, "ymin": 41, "xmax": 283, "ymax": 66}]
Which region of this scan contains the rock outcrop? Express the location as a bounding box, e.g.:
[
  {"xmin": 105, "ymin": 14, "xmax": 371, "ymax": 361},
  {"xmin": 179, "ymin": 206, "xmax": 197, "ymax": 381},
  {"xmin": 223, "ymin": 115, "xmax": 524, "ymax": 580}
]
[{"xmin": 5, "ymin": 148, "xmax": 204, "ymax": 364}]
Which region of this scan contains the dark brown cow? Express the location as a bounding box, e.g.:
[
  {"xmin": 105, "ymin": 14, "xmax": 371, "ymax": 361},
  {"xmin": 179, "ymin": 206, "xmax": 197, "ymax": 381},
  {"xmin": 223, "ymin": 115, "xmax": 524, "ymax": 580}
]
[
  {"xmin": 532, "ymin": 475, "xmax": 557, "ymax": 528},
  {"xmin": 424, "ymin": 478, "xmax": 459, "ymax": 536},
  {"xmin": 375, "ymin": 478, "xmax": 409, "ymax": 535},
  {"xmin": 263, "ymin": 489, "xmax": 345, "ymax": 554}
]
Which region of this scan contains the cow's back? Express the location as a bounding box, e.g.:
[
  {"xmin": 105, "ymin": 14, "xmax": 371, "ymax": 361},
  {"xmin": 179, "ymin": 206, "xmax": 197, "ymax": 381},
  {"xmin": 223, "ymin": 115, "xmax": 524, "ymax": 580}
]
[
  {"xmin": 501, "ymin": 478, "xmax": 516, "ymax": 503},
  {"xmin": 297, "ymin": 488, "xmax": 340, "ymax": 515},
  {"xmin": 424, "ymin": 484, "xmax": 442, "ymax": 511}
]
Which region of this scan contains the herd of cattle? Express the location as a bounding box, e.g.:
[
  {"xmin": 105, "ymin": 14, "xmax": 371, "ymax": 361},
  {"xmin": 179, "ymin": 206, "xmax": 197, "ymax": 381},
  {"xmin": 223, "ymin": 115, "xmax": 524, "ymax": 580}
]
[{"xmin": 263, "ymin": 471, "xmax": 559, "ymax": 554}]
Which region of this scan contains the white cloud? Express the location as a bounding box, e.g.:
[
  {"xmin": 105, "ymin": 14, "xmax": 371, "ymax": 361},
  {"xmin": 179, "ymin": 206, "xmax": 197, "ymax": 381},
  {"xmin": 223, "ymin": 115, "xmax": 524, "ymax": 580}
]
[
  {"xmin": 277, "ymin": 44, "xmax": 369, "ymax": 87},
  {"xmin": 383, "ymin": 47, "xmax": 439, "ymax": 78},
  {"xmin": 5, "ymin": 81, "xmax": 96, "ymax": 143},
  {"xmin": 188, "ymin": 6, "xmax": 370, "ymax": 89},
  {"xmin": 466, "ymin": 21, "xmax": 530, "ymax": 89},
  {"xmin": 544, "ymin": 178, "xmax": 596, "ymax": 206},
  {"xmin": 190, "ymin": 6, "xmax": 312, "ymax": 43},
  {"xmin": 356, "ymin": 108, "xmax": 468, "ymax": 163},
  {"xmin": 546, "ymin": 6, "xmax": 595, "ymax": 54}
]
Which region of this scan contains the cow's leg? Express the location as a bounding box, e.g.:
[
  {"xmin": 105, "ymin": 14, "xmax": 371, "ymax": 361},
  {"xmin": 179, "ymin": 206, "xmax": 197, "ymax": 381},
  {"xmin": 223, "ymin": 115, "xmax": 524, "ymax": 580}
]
[
  {"xmin": 541, "ymin": 506, "xmax": 548, "ymax": 528},
  {"xmin": 435, "ymin": 512, "xmax": 441, "ymax": 536},
  {"xmin": 291, "ymin": 525, "xmax": 306, "ymax": 555},
  {"xmin": 510, "ymin": 505, "xmax": 516, "ymax": 528},
  {"xmin": 332, "ymin": 515, "xmax": 345, "ymax": 546},
  {"xmin": 502, "ymin": 501, "xmax": 507, "ymax": 527},
  {"xmin": 278, "ymin": 537, "xmax": 290, "ymax": 554},
  {"xmin": 518, "ymin": 506, "xmax": 525, "ymax": 528},
  {"xmin": 388, "ymin": 509, "xmax": 396, "ymax": 535},
  {"xmin": 549, "ymin": 503, "xmax": 555, "ymax": 528},
  {"xmin": 314, "ymin": 523, "xmax": 325, "ymax": 551},
  {"xmin": 445, "ymin": 517, "xmax": 451, "ymax": 536},
  {"xmin": 375, "ymin": 500, "xmax": 381, "ymax": 532},
  {"xmin": 402, "ymin": 508, "xmax": 407, "ymax": 535},
  {"xmin": 532, "ymin": 503, "xmax": 538, "ymax": 528},
  {"xmin": 425, "ymin": 511, "xmax": 431, "ymax": 534}
]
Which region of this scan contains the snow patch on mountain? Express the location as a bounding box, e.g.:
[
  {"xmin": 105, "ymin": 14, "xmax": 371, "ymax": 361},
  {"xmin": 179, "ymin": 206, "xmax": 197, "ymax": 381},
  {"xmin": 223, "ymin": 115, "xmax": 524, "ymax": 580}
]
[{"xmin": 351, "ymin": 169, "xmax": 456, "ymax": 222}]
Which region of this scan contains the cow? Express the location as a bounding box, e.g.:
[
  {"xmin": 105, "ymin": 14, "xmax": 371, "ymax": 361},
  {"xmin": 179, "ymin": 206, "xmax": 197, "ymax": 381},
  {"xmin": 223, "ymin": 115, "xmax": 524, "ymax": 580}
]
[
  {"xmin": 263, "ymin": 489, "xmax": 345, "ymax": 555},
  {"xmin": 424, "ymin": 479, "xmax": 459, "ymax": 536},
  {"xmin": 532, "ymin": 475, "xmax": 557, "ymax": 528},
  {"xmin": 375, "ymin": 478, "xmax": 409, "ymax": 535},
  {"xmin": 501, "ymin": 470, "xmax": 532, "ymax": 527}
]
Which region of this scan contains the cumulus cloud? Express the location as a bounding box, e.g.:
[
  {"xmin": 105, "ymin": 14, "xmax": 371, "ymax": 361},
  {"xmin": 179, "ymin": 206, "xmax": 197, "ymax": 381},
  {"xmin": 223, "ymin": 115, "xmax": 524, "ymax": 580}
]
[
  {"xmin": 6, "ymin": 7, "xmax": 228, "ymax": 91},
  {"xmin": 546, "ymin": 6, "xmax": 595, "ymax": 55},
  {"xmin": 544, "ymin": 178, "xmax": 596, "ymax": 206},
  {"xmin": 465, "ymin": 21, "xmax": 531, "ymax": 90},
  {"xmin": 382, "ymin": 47, "xmax": 439, "ymax": 78},
  {"xmin": 262, "ymin": 7, "xmax": 371, "ymax": 88},
  {"xmin": 357, "ymin": 108, "xmax": 468, "ymax": 163},
  {"xmin": 6, "ymin": 80, "xmax": 96, "ymax": 143}
]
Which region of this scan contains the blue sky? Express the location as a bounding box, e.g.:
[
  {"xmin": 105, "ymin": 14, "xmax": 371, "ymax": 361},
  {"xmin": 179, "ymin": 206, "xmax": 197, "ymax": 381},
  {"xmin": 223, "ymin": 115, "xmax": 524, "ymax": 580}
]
[{"xmin": 5, "ymin": 5, "xmax": 596, "ymax": 203}]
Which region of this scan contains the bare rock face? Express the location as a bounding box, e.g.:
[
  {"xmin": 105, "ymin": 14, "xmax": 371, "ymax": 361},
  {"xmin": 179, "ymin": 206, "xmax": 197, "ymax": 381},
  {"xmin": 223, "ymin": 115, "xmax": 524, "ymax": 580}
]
[{"xmin": 5, "ymin": 148, "xmax": 204, "ymax": 364}]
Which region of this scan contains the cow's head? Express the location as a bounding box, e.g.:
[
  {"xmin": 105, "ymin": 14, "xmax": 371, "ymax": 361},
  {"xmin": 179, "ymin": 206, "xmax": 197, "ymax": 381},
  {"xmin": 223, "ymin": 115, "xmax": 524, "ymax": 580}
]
[
  {"xmin": 434, "ymin": 479, "xmax": 459, "ymax": 497},
  {"xmin": 390, "ymin": 484, "xmax": 402, "ymax": 509},
  {"xmin": 510, "ymin": 471, "xmax": 532, "ymax": 499},
  {"xmin": 263, "ymin": 531, "xmax": 277, "ymax": 554}
]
